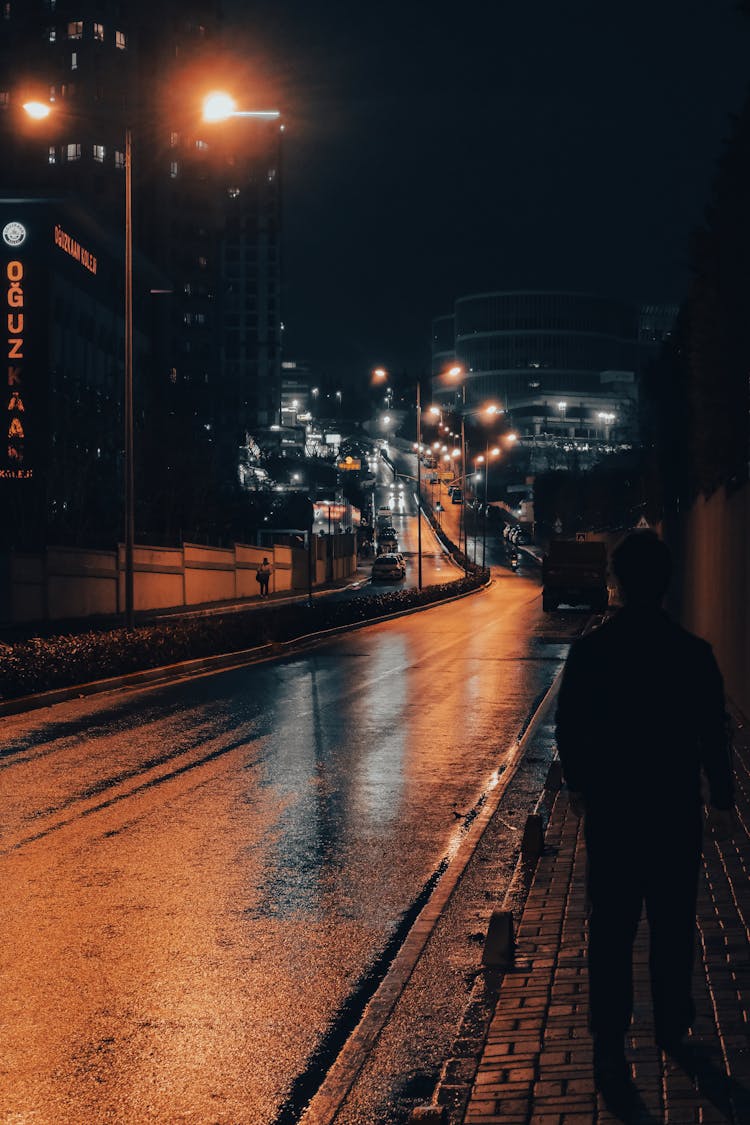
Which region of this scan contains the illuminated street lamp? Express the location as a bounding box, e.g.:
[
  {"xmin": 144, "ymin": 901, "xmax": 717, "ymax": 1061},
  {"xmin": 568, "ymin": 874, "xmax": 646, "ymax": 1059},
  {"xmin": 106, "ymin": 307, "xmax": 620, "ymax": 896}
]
[
  {"xmin": 202, "ymin": 91, "xmax": 281, "ymax": 123},
  {"xmin": 373, "ymin": 365, "xmax": 423, "ymax": 589},
  {"xmin": 24, "ymin": 98, "xmax": 136, "ymax": 626},
  {"xmin": 480, "ymin": 444, "xmax": 501, "ymax": 568},
  {"xmin": 447, "ymin": 364, "xmax": 468, "ymax": 569}
]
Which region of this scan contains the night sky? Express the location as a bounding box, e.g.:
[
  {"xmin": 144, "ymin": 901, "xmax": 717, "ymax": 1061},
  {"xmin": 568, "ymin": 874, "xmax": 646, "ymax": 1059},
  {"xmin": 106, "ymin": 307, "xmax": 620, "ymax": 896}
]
[{"xmin": 226, "ymin": 0, "xmax": 749, "ymax": 385}]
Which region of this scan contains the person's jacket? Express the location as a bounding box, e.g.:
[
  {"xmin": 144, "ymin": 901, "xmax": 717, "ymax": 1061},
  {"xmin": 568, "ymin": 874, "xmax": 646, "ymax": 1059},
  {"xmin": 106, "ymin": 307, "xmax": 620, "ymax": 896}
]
[{"xmin": 555, "ymin": 606, "xmax": 733, "ymax": 817}]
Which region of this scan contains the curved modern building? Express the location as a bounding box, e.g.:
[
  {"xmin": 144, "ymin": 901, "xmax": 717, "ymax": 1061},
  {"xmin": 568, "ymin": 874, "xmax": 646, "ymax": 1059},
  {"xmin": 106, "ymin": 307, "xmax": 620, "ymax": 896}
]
[{"xmin": 432, "ymin": 291, "xmax": 640, "ymax": 447}]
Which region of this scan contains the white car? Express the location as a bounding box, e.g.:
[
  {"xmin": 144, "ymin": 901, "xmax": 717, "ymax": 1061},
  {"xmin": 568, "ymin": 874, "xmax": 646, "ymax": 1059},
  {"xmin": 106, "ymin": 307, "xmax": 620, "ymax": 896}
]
[{"xmin": 371, "ymin": 553, "xmax": 405, "ymax": 581}]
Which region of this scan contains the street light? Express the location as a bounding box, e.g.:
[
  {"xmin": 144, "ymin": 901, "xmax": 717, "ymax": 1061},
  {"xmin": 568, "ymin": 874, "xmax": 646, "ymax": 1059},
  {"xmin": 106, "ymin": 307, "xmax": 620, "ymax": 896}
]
[
  {"xmin": 24, "ymin": 98, "xmax": 136, "ymax": 626},
  {"xmin": 372, "ymin": 366, "xmax": 423, "ymax": 590},
  {"xmin": 447, "ymin": 364, "xmax": 468, "ymax": 570},
  {"xmin": 480, "ymin": 445, "xmax": 501, "ymax": 568},
  {"xmin": 202, "ymin": 92, "xmax": 281, "ymax": 123}
]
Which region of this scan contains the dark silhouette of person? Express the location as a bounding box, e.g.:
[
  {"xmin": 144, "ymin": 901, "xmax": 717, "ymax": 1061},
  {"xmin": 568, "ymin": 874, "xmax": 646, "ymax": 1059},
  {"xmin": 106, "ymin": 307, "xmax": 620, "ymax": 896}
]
[
  {"xmin": 257, "ymin": 558, "xmax": 272, "ymax": 597},
  {"xmin": 555, "ymin": 530, "xmax": 734, "ymax": 1094}
]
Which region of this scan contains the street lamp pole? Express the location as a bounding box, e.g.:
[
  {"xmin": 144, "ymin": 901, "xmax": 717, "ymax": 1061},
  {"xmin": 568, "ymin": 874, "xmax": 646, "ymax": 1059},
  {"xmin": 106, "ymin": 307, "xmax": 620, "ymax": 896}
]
[
  {"xmin": 460, "ymin": 383, "xmax": 467, "ymax": 573},
  {"xmin": 482, "ymin": 441, "xmax": 489, "ymax": 570},
  {"xmin": 416, "ymin": 379, "xmax": 422, "ymax": 590},
  {"xmin": 124, "ymin": 126, "xmax": 134, "ymax": 628},
  {"xmin": 23, "ymin": 100, "xmax": 136, "ymax": 625}
]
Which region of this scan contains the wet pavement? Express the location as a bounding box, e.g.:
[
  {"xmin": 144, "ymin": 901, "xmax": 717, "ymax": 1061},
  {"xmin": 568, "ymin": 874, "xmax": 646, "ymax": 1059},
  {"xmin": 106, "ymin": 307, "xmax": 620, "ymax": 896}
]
[{"xmin": 0, "ymin": 567, "xmax": 582, "ymax": 1123}]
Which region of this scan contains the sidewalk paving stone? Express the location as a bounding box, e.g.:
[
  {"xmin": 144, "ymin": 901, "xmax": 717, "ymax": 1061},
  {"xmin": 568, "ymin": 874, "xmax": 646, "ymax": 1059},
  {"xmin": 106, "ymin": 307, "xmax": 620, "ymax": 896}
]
[{"xmin": 461, "ymin": 709, "xmax": 750, "ymax": 1123}]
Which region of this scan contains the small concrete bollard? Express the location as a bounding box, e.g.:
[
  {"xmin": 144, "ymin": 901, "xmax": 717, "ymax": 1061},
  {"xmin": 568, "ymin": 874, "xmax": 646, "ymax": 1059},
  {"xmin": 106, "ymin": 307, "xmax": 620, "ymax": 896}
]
[
  {"xmin": 481, "ymin": 908, "xmax": 515, "ymax": 967},
  {"xmin": 521, "ymin": 812, "xmax": 545, "ymax": 861},
  {"xmin": 545, "ymin": 758, "xmax": 563, "ymax": 792},
  {"xmin": 409, "ymin": 1107, "xmax": 446, "ymax": 1123}
]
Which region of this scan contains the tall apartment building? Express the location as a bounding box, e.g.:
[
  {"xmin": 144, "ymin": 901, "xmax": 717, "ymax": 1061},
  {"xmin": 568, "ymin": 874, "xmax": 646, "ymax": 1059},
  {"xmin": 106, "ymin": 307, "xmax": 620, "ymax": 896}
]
[{"xmin": 0, "ymin": 1, "xmax": 282, "ymax": 548}]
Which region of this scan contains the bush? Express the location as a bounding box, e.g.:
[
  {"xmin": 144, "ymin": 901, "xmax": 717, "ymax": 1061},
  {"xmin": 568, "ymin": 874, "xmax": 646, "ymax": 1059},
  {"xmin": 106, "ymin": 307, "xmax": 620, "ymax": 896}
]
[{"xmin": 0, "ymin": 572, "xmax": 487, "ymax": 702}]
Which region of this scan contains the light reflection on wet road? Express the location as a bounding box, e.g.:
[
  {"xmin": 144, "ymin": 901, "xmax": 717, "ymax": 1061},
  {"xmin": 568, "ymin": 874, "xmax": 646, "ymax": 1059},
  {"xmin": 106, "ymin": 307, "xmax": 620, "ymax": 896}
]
[{"xmin": 0, "ymin": 569, "xmax": 564, "ymax": 1123}]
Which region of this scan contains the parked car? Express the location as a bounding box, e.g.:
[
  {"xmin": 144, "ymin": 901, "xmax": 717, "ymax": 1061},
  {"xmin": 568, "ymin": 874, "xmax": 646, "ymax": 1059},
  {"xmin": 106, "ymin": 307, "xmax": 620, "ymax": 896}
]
[
  {"xmin": 372, "ymin": 553, "xmax": 406, "ymax": 581},
  {"xmin": 377, "ymin": 533, "xmax": 398, "ymax": 554}
]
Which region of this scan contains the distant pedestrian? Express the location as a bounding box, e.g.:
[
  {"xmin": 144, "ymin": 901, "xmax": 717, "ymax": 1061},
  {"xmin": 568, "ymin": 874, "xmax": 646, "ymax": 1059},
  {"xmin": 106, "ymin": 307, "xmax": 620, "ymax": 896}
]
[
  {"xmin": 555, "ymin": 530, "xmax": 734, "ymax": 1097},
  {"xmin": 257, "ymin": 558, "xmax": 272, "ymax": 597}
]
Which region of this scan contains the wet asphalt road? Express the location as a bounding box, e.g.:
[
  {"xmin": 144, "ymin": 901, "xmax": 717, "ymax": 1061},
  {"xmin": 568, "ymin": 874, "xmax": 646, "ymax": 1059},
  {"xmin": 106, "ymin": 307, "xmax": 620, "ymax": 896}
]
[{"xmin": 0, "ymin": 565, "xmax": 571, "ymax": 1123}]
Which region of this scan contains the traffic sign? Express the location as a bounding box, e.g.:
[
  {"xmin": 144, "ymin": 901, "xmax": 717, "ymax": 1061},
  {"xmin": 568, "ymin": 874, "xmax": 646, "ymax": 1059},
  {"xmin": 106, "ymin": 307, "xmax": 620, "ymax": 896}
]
[{"xmin": 635, "ymin": 515, "xmax": 650, "ymax": 530}]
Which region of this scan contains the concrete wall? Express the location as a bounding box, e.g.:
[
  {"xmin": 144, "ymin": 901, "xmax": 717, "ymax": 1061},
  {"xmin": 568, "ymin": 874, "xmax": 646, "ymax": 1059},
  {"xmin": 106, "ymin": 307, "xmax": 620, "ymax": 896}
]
[
  {"xmin": 1, "ymin": 535, "xmax": 357, "ymax": 625},
  {"xmin": 668, "ymin": 483, "xmax": 750, "ymax": 718}
]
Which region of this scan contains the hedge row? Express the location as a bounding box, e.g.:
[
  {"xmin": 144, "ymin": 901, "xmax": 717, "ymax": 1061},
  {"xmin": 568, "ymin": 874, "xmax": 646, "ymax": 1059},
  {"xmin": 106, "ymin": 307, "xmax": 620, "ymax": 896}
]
[{"xmin": 0, "ymin": 571, "xmax": 487, "ymax": 702}]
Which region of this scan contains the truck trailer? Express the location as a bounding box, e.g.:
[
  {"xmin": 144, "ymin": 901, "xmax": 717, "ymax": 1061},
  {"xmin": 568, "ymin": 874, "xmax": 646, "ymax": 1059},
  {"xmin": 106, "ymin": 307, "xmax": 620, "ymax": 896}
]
[{"xmin": 542, "ymin": 540, "xmax": 608, "ymax": 612}]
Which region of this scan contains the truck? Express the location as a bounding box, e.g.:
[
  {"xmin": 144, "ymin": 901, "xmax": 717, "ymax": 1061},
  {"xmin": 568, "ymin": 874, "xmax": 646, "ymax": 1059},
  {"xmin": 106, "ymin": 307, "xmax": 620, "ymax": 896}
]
[{"xmin": 542, "ymin": 540, "xmax": 608, "ymax": 612}]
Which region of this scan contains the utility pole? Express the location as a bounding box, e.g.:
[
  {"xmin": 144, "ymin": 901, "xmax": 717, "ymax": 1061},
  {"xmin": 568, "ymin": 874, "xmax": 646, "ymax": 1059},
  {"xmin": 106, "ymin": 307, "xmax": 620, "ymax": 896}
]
[{"xmin": 416, "ymin": 379, "xmax": 423, "ymax": 590}]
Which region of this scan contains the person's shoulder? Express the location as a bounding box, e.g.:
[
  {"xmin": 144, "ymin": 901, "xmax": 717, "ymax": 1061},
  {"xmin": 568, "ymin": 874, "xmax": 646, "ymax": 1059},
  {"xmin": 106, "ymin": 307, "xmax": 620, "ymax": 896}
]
[
  {"xmin": 663, "ymin": 615, "xmax": 711, "ymax": 654},
  {"xmin": 566, "ymin": 617, "xmax": 617, "ymax": 661},
  {"xmin": 575, "ymin": 615, "xmax": 618, "ymax": 648}
]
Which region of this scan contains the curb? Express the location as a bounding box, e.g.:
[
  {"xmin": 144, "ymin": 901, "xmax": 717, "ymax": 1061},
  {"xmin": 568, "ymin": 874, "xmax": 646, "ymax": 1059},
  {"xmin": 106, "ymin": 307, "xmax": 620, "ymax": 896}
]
[
  {"xmin": 0, "ymin": 574, "xmax": 492, "ymax": 719},
  {"xmin": 423, "ymin": 760, "xmax": 564, "ymax": 1123}
]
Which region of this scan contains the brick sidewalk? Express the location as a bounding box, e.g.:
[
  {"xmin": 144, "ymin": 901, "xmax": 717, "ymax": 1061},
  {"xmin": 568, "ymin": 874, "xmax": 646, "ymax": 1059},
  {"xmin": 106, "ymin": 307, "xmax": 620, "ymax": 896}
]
[{"xmin": 463, "ymin": 713, "xmax": 750, "ymax": 1124}]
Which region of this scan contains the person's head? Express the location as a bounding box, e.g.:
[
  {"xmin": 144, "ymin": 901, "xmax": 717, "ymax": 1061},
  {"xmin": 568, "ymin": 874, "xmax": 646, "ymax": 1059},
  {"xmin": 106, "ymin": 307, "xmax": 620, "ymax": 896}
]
[
  {"xmin": 262, "ymin": 557, "xmax": 268, "ymax": 564},
  {"xmin": 611, "ymin": 530, "xmax": 671, "ymax": 607}
]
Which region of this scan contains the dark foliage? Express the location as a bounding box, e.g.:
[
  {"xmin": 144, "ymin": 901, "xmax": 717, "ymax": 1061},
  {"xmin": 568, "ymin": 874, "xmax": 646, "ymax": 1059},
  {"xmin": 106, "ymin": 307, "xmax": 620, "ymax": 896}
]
[{"xmin": 0, "ymin": 574, "xmax": 486, "ymax": 702}]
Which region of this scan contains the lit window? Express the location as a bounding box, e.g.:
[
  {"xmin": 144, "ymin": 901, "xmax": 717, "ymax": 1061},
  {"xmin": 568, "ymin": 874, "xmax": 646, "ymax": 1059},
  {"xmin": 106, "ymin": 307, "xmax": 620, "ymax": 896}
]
[
  {"xmin": 93, "ymin": 143, "xmax": 105, "ymax": 161},
  {"xmin": 71, "ymin": 51, "xmax": 77, "ymax": 69},
  {"xmin": 47, "ymin": 26, "xmax": 56, "ymax": 41},
  {"xmin": 93, "ymin": 21, "xmax": 103, "ymax": 40},
  {"xmin": 66, "ymin": 142, "xmax": 81, "ymax": 161},
  {"xmin": 197, "ymin": 255, "xmax": 207, "ymax": 269},
  {"xmin": 115, "ymin": 30, "xmax": 126, "ymax": 49},
  {"xmin": 0, "ymin": 90, "xmax": 8, "ymax": 108},
  {"xmin": 48, "ymin": 145, "xmax": 56, "ymax": 163},
  {"xmin": 169, "ymin": 160, "xmax": 178, "ymax": 178},
  {"xmin": 67, "ymin": 19, "xmax": 82, "ymax": 38},
  {"xmin": 170, "ymin": 131, "xmax": 179, "ymax": 147},
  {"xmin": 114, "ymin": 149, "xmax": 125, "ymax": 168},
  {"xmin": 227, "ymin": 186, "xmax": 240, "ymax": 198},
  {"xmin": 3, "ymin": 3, "xmax": 11, "ymax": 20},
  {"xmin": 195, "ymin": 139, "xmax": 208, "ymax": 150}
]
